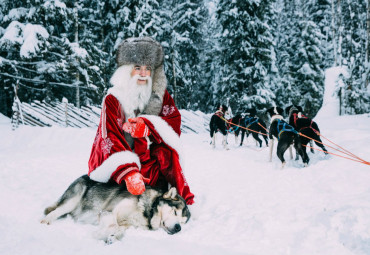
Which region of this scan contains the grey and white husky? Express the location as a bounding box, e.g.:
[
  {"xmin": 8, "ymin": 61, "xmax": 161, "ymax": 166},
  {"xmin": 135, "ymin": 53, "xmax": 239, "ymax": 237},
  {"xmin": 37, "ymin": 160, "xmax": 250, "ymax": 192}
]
[{"xmin": 41, "ymin": 175, "xmax": 191, "ymax": 243}]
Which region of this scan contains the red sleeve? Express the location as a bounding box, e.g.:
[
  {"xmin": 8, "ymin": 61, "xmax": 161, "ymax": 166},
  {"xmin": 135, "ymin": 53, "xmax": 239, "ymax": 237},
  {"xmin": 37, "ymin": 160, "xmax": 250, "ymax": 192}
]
[{"xmin": 88, "ymin": 94, "xmax": 140, "ymax": 184}]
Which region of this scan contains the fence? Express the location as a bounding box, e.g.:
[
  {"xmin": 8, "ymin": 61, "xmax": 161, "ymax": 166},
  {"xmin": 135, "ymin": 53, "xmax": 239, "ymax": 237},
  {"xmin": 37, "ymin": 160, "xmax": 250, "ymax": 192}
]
[
  {"xmin": 10, "ymin": 98, "xmax": 211, "ymax": 134},
  {"xmin": 11, "ymin": 97, "xmax": 100, "ymax": 130}
]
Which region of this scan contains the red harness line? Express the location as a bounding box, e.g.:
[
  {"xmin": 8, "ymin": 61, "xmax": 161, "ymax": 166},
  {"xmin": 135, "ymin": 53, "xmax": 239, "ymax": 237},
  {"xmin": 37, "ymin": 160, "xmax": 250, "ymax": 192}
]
[
  {"xmin": 222, "ymin": 114, "xmax": 370, "ymax": 166},
  {"xmin": 299, "ymin": 131, "xmax": 370, "ymax": 165},
  {"xmin": 219, "ymin": 116, "xmax": 268, "ymax": 136}
]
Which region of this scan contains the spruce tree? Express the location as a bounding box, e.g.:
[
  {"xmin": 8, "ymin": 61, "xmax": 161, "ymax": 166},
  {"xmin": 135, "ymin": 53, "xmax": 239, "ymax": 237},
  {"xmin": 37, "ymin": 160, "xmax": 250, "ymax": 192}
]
[
  {"xmin": 339, "ymin": 0, "xmax": 369, "ymax": 114},
  {"xmin": 217, "ymin": 0, "xmax": 276, "ymax": 113}
]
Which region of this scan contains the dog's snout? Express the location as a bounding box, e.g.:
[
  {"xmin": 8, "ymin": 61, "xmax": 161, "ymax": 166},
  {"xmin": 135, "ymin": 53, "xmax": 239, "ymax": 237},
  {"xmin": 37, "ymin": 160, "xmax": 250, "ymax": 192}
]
[{"xmin": 174, "ymin": 224, "xmax": 181, "ymax": 233}]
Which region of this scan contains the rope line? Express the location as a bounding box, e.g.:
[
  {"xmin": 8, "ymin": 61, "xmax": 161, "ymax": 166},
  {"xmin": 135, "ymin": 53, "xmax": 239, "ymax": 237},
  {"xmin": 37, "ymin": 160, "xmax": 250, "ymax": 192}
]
[
  {"xmin": 219, "ymin": 116, "xmax": 268, "ymax": 136},
  {"xmin": 298, "ymin": 132, "xmax": 369, "ymax": 164},
  {"xmin": 303, "ymin": 144, "xmax": 370, "ymax": 165},
  {"xmin": 218, "ymin": 115, "xmax": 369, "ymax": 166}
]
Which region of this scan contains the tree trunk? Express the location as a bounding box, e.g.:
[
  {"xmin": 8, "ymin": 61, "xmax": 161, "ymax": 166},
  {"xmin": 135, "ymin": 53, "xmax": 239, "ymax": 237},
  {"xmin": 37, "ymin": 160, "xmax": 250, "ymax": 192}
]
[
  {"xmin": 170, "ymin": 14, "xmax": 177, "ymax": 104},
  {"xmin": 337, "ymin": 0, "xmax": 342, "ymax": 66},
  {"xmin": 331, "ymin": 0, "xmax": 337, "ymax": 65},
  {"xmin": 74, "ymin": 3, "xmax": 80, "ymax": 108},
  {"xmin": 367, "ymin": 0, "xmax": 370, "ymax": 88},
  {"xmin": 172, "ymin": 49, "xmax": 177, "ymax": 104}
]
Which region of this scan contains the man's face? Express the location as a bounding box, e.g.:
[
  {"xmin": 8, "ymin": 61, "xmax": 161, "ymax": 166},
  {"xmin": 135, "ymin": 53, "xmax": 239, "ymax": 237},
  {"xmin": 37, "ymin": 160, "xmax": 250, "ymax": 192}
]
[{"xmin": 131, "ymin": 65, "xmax": 152, "ymax": 85}]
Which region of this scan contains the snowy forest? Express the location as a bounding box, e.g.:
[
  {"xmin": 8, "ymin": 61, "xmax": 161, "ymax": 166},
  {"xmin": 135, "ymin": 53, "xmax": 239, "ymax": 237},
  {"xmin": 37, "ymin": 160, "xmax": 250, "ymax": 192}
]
[{"xmin": 0, "ymin": 0, "xmax": 369, "ymax": 118}]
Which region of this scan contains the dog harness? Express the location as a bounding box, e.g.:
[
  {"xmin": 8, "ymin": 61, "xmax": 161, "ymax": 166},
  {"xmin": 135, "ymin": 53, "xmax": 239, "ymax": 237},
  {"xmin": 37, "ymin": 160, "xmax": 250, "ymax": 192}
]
[
  {"xmin": 292, "ymin": 113, "xmax": 319, "ymax": 134},
  {"xmin": 227, "ymin": 117, "xmax": 240, "ymax": 133},
  {"xmin": 276, "ymin": 119, "xmax": 298, "ymax": 139},
  {"xmin": 244, "ymin": 117, "xmax": 259, "ymax": 130},
  {"xmin": 214, "ymin": 109, "xmax": 224, "ymax": 117}
]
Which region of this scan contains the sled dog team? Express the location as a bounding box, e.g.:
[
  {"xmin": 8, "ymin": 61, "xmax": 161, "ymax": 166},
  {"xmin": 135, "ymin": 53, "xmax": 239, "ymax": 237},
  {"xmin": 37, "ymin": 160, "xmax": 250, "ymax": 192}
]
[{"xmin": 210, "ymin": 104, "xmax": 328, "ymax": 168}]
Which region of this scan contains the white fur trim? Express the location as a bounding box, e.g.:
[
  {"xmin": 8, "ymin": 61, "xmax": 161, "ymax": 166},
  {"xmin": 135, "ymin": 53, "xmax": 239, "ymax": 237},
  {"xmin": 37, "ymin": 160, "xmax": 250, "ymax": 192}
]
[
  {"xmin": 108, "ymin": 65, "xmax": 152, "ymax": 119},
  {"xmin": 140, "ymin": 115, "xmax": 184, "ymax": 165},
  {"xmin": 89, "ymin": 150, "xmax": 141, "ymax": 183},
  {"xmin": 270, "ymin": 115, "xmax": 284, "ymax": 124}
]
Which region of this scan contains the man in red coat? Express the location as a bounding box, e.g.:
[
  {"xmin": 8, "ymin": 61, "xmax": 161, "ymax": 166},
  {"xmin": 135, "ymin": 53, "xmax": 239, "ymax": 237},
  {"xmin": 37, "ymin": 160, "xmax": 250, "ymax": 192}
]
[{"xmin": 88, "ymin": 37, "xmax": 194, "ymax": 205}]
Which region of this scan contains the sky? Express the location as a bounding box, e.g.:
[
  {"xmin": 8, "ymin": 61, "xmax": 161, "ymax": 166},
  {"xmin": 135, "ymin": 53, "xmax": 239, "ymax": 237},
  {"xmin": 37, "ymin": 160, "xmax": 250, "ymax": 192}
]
[{"xmin": 0, "ymin": 67, "xmax": 370, "ymax": 255}]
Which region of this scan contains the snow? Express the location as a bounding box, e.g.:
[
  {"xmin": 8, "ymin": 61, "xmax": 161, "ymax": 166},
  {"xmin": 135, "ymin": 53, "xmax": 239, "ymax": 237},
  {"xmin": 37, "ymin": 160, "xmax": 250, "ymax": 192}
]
[
  {"xmin": 1, "ymin": 68, "xmax": 370, "ymax": 255},
  {"xmin": 316, "ymin": 66, "xmax": 349, "ymax": 120},
  {"xmin": 0, "ymin": 21, "xmax": 49, "ymax": 58}
]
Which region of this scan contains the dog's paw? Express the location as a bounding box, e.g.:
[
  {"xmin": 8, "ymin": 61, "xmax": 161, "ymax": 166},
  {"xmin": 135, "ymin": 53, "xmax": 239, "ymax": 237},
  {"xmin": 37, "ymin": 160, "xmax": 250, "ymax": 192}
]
[
  {"xmin": 40, "ymin": 218, "xmax": 51, "ymax": 225},
  {"xmin": 281, "ymin": 162, "xmax": 286, "ymax": 169},
  {"xmin": 105, "ymin": 235, "xmax": 116, "ymax": 245}
]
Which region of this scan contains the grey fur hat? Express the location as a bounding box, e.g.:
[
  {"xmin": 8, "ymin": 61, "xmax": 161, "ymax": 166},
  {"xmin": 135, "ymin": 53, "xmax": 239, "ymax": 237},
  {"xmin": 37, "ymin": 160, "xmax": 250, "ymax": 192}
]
[
  {"xmin": 116, "ymin": 37, "xmax": 164, "ymax": 69},
  {"xmin": 115, "ymin": 37, "xmax": 167, "ymax": 116}
]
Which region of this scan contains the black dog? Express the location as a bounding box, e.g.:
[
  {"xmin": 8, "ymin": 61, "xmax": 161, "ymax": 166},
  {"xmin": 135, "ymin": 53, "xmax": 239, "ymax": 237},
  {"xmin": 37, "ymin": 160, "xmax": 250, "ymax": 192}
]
[
  {"xmin": 285, "ymin": 105, "xmax": 328, "ymax": 156},
  {"xmin": 230, "ymin": 110, "xmax": 268, "ymax": 147},
  {"xmin": 266, "ymin": 107, "xmax": 309, "ymax": 168},
  {"xmin": 210, "ymin": 105, "xmax": 229, "ymax": 149}
]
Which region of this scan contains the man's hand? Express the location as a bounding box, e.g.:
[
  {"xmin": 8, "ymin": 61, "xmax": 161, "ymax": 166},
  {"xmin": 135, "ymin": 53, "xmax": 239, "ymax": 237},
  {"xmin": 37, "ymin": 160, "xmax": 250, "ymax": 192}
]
[
  {"xmin": 122, "ymin": 117, "xmax": 150, "ymax": 138},
  {"xmin": 124, "ymin": 171, "xmax": 150, "ymax": 195}
]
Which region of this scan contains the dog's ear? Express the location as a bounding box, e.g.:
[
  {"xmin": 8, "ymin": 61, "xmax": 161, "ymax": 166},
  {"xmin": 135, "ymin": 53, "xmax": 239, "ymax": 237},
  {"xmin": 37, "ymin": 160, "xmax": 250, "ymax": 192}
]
[
  {"xmin": 163, "ymin": 187, "xmax": 178, "ymax": 200},
  {"xmin": 265, "ymin": 108, "xmax": 272, "ymax": 116},
  {"xmin": 266, "ymin": 107, "xmax": 275, "ymax": 116},
  {"xmin": 285, "ymin": 105, "xmax": 292, "ymax": 115},
  {"xmin": 276, "ymin": 107, "xmax": 283, "ymax": 115}
]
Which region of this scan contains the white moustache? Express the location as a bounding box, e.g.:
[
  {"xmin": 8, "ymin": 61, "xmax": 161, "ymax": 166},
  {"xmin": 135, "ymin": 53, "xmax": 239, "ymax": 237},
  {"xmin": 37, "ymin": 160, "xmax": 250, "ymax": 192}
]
[{"xmin": 132, "ymin": 74, "xmax": 151, "ymax": 82}]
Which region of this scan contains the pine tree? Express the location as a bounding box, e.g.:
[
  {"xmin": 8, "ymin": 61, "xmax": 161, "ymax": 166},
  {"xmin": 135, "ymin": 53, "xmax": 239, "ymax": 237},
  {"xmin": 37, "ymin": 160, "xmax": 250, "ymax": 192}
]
[
  {"xmin": 217, "ymin": 0, "xmax": 276, "ymax": 113},
  {"xmin": 154, "ymin": 0, "xmax": 207, "ymax": 109},
  {"xmin": 339, "ymin": 0, "xmax": 369, "ymax": 114},
  {"xmin": 197, "ymin": 0, "xmax": 223, "ymax": 113},
  {"xmin": 292, "ymin": 19, "xmax": 325, "ymax": 117},
  {"xmin": 0, "ymin": 0, "xmax": 105, "ymax": 113},
  {"xmin": 308, "ymin": 0, "xmax": 333, "ymax": 69}
]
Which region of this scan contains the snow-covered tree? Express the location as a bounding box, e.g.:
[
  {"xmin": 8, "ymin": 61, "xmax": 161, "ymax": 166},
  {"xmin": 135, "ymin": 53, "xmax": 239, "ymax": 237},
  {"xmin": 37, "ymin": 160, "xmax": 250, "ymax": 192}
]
[
  {"xmin": 0, "ymin": 0, "xmax": 104, "ymax": 111},
  {"xmin": 339, "ymin": 0, "xmax": 369, "ymax": 114},
  {"xmin": 217, "ymin": 0, "xmax": 276, "ymax": 113}
]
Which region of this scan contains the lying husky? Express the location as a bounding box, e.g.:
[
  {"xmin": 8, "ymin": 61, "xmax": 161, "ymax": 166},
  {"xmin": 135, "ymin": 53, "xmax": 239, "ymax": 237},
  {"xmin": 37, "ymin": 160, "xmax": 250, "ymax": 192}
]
[{"xmin": 41, "ymin": 175, "xmax": 191, "ymax": 243}]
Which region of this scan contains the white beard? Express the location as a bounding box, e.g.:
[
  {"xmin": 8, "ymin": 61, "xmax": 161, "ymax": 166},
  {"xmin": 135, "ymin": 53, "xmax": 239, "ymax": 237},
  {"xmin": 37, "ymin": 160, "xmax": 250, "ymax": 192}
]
[{"xmin": 108, "ymin": 65, "xmax": 153, "ymax": 119}]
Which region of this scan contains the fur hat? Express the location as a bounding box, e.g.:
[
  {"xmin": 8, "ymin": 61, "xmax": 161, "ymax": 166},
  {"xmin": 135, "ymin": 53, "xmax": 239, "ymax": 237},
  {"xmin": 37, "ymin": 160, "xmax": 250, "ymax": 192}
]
[
  {"xmin": 113, "ymin": 37, "xmax": 167, "ymax": 116},
  {"xmin": 116, "ymin": 37, "xmax": 164, "ymax": 69}
]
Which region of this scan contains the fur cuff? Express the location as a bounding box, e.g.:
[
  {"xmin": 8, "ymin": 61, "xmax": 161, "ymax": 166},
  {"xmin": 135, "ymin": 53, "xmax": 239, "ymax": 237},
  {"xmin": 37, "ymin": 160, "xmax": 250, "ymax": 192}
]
[{"xmin": 89, "ymin": 151, "xmax": 141, "ymax": 183}]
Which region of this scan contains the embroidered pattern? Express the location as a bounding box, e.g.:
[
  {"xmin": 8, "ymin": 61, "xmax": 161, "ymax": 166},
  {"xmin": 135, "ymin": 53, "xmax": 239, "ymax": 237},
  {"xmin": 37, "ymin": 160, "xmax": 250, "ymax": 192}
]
[
  {"xmin": 162, "ymin": 105, "xmax": 175, "ymax": 116},
  {"xmin": 101, "ymin": 137, "xmax": 114, "ymax": 155},
  {"xmin": 117, "ymin": 118, "xmax": 123, "ymax": 129}
]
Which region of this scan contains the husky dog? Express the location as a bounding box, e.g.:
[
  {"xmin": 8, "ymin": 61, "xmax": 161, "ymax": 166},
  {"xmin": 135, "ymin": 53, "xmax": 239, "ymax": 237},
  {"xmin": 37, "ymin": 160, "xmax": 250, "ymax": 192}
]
[
  {"xmin": 266, "ymin": 107, "xmax": 309, "ymax": 168},
  {"xmin": 209, "ymin": 104, "xmax": 229, "ymax": 150},
  {"xmin": 242, "ymin": 109, "xmax": 269, "ymax": 147},
  {"xmin": 285, "ymin": 105, "xmax": 328, "ymax": 157},
  {"xmin": 41, "ymin": 175, "xmax": 191, "ymax": 243}
]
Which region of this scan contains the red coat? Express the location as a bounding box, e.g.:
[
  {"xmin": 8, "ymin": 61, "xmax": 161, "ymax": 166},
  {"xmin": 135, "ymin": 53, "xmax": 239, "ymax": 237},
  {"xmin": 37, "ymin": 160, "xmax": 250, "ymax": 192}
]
[{"xmin": 88, "ymin": 90, "xmax": 194, "ymax": 204}]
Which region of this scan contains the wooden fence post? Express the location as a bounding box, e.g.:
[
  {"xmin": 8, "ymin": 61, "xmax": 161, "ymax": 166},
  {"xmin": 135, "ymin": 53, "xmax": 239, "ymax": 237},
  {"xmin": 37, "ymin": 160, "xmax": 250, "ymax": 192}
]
[
  {"xmin": 11, "ymin": 98, "xmax": 19, "ymax": 130},
  {"xmin": 62, "ymin": 97, "xmax": 68, "ymax": 127}
]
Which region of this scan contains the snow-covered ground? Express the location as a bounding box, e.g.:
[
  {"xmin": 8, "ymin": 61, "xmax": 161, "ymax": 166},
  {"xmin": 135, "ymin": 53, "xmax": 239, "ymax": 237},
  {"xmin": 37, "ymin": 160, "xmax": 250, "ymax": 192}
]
[{"xmin": 1, "ymin": 67, "xmax": 370, "ymax": 255}]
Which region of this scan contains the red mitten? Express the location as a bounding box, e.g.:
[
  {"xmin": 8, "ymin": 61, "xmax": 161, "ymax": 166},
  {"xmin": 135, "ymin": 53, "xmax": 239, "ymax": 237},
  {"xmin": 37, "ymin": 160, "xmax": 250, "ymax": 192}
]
[
  {"xmin": 124, "ymin": 171, "xmax": 150, "ymax": 195},
  {"xmin": 122, "ymin": 117, "xmax": 150, "ymax": 138}
]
